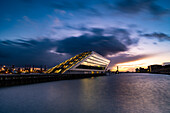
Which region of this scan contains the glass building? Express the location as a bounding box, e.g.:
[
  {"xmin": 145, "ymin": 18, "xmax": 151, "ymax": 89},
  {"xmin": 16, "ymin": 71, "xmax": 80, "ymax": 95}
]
[{"xmin": 46, "ymin": 51, "xmax": 110, "ymax": 74}]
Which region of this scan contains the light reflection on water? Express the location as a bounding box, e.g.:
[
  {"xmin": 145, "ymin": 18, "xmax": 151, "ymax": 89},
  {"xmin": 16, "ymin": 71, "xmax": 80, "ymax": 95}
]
[{"xmin": 0, "ymin": 73, "xmax": 169, "ymax": 113}]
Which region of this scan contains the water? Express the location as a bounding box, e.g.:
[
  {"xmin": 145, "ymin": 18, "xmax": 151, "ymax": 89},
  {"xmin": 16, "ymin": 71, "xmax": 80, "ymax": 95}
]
[{"xmin": 0, "ymin": 73, "xmax": 170, "ymax": 113}]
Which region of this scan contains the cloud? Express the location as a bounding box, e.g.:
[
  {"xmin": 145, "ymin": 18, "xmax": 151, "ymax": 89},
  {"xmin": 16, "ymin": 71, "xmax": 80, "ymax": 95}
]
[
  {"xmin": 57, "ymin": 34, "xmax": 127, "ymax": 56},
  {"xmin": 141, "ymin": 32, "xmax": 170, "ymax": 41},
  {"xmin": 115, "ymin": 0, "xmax": 169, "ymax": 16},
  {"xmin": 54, "ymin": 25, "xmax": 139, "ymax": 45},
  {"xmin": 49, "ymin": 0, "xmax": 169, "ymax": 18},
  {"xmin": 51, "ymin": 1, "xmax": 86, "ymax": 10},
  {"xmin": 0, "ymin": 26, "xmax": 139, "ymax": 67},
  {"xmin": 51, "ymin": 0, "xmax": 100, "ymax": 16},
  {"xmin": 107, "ymin": 53, "xmax": 152, "ymax": 67},
  {"xmin": 0, "ymin": 39, "xmax": 70, "ymax": 67},
  {"xmin": 57, "ymin": 27, "xmax": 138, "ymax": 56},
  {"xmin": 23, "ymin": 16, "xmax": 31, "ymax": 22},
  {"xmin": 54, "ymin": 9, "xmax": 66, "ymax": 14},
  {"xmin": 22, "ymin": 16, "xmax": 35, "ymax": 24}
]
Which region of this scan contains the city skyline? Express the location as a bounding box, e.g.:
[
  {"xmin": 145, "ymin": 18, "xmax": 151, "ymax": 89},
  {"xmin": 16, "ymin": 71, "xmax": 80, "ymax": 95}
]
[{"xmin": 0, "ymin": 0, "xmax": 170, "ymax": 71}]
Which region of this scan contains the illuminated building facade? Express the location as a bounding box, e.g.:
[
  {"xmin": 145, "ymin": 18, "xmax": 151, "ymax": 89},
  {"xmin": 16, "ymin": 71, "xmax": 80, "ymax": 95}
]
[
  {"xmin": 46, "ymin": 51, "xmax": 110, "ymax": 74},
  {"xmin": 0, "ymin": 65, "xmax": 46, "ymax": 74}
]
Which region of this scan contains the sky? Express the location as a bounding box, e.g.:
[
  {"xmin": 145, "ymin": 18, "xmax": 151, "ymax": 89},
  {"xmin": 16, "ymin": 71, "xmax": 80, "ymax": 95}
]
[{"xmin": 0, "ymin": 0, "xmax": 170, "ymax": 71}]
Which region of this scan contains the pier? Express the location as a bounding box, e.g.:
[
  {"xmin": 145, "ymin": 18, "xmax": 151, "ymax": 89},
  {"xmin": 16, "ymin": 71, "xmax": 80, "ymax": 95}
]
[{"xmin": 0, "ymin": 73, "xmax": 106, "ymax": 87}]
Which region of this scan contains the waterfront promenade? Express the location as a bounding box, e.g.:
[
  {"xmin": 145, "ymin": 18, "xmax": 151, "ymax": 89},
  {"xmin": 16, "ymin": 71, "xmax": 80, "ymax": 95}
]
[{"xmin": 0, "ymin": 73, "xmax": 106, "ymax": 87}]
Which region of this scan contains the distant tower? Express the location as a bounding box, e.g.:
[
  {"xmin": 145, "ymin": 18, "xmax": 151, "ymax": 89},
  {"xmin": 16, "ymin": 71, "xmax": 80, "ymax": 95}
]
[
  {"xmin": 44, "ymin": 65, "xmax": 47, "ymax": 71},
  {"xmin": 115, "ymin": 66, "xmax": 119, "ymax": 74},
  {"xmin": 33, "ymin": 65, "xmax": 35, "ymax": 71},
  {"xmin": 40, "ymin": 65, "xmax": 43, "ymax": 73}
]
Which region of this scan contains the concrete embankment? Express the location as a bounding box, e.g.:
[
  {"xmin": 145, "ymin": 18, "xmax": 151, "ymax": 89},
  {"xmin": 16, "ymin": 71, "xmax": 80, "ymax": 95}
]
[{"xmin": 0, "ymin": 73, "xmax": 106, "ymax": 87}]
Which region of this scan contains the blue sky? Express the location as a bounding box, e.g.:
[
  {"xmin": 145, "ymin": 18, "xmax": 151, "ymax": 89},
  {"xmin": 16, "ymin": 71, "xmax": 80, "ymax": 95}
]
[{"xmin": 0, "ymin": 0, "xmax": 170, "ymax": 71}]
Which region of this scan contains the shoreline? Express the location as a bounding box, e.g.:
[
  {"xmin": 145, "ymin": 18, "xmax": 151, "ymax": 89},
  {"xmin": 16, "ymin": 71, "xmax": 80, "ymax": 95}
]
[
  {"xmin": 0, "ymin": 73, "xmax": 106, "ymax": 87},
  {"xmin": 134, "ymin": 72, "xmax": 170, "ymax": 75}
]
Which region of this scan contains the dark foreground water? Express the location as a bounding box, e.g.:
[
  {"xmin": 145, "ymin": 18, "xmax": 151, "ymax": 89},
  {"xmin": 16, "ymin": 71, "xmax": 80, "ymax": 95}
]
[{"xmin": 0, "ymin": 73, "xmax": 170, "ymax": 113}]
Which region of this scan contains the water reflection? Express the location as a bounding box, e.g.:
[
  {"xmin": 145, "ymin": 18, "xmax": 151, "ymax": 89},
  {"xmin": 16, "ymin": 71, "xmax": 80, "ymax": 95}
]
[{"xmin": 0, "ymin": 73, "xmax": 169, "ymax": 113}]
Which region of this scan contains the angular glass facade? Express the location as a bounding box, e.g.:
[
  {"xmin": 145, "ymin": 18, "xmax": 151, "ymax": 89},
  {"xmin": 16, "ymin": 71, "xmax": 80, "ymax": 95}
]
[{"xmin": 46, "ymin": 51, "xmax": 110, "ymax": 74}]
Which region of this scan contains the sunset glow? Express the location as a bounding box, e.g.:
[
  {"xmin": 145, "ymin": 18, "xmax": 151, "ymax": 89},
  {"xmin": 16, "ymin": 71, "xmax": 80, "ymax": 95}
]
[{"xmin": 0, "ymin": 0, "xmax": 170, "ymax": 71}]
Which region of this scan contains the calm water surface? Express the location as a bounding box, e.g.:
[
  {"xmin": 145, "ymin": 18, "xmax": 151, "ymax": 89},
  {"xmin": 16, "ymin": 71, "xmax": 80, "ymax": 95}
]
[{"xmin": 0, "ymin": 73, "xmax": 170, "ymax": 113}]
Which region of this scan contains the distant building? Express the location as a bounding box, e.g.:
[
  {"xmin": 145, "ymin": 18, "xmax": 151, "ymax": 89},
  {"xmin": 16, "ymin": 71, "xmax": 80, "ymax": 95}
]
[
  {"xmin": 0, "ymin": 65, "xmax": 46, "ymax": 74},
  {"xmin": 135, "ymin": 68, "xmax": 139, "ymax": 72},
  {"xmin": 136, "ymin": 67, "xmax": 149, "ymax": 73},
  {"xmin": 136, "ymin": 63, "xmax": 170, "ymax": 74},
  {"xmin": 46, "ymin": 51, "xmax": 110, "ymax": 74},
  {"xmin": 148, "ymin": 65, "xmax": 162, "ymax": 73}
]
